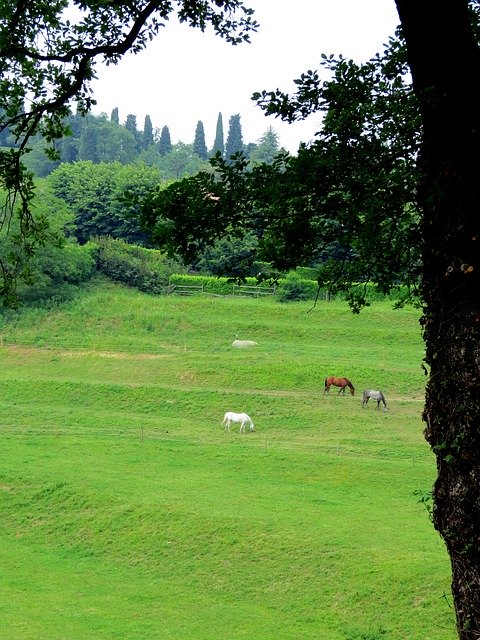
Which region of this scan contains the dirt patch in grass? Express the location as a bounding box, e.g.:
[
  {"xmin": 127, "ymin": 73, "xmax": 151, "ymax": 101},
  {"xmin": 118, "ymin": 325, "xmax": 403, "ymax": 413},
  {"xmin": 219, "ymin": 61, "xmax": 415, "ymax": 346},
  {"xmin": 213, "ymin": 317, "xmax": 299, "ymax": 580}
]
[{"xmin": 3, "ymin": 345, "xmax": 172, "ymax": 360}]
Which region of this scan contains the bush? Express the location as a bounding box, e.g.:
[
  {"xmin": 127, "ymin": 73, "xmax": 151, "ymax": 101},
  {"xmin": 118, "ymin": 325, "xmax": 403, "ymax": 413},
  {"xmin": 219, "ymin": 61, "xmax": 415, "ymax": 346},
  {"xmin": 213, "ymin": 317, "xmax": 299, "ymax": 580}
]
[
  {"xmin": 20, "ymin": 242, "xmax": 97, "ymax": 305},
  {"xmin": 294, "ymin": 266, "xmax": 319, "ymax": 280},
  {"xmin": 196, "ymin": 233, "xmax": 259, "ymax": 279},
  {"xmin": 276, "ymin": 272, "xmax": 318, "ymax": 302},
  {"xmin": 93, "ymin": 236, "xmax": 185, "ymax": 294}
]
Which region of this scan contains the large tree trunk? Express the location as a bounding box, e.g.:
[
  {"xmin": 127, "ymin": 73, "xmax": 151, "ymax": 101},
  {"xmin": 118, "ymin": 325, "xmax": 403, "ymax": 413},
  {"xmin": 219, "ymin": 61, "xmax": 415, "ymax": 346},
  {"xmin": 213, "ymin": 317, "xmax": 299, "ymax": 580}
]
[{"xmin": 394, "ymin": 1, "xmax": 480, "ymax": 637}]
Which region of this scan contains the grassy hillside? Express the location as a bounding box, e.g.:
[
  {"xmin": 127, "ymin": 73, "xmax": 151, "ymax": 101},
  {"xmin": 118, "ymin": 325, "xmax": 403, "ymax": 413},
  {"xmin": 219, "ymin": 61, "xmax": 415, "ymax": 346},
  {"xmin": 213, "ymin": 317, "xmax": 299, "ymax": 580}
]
[{"xmin": 0, "ymin": 280, "xmax": 455, "ymax": 640}]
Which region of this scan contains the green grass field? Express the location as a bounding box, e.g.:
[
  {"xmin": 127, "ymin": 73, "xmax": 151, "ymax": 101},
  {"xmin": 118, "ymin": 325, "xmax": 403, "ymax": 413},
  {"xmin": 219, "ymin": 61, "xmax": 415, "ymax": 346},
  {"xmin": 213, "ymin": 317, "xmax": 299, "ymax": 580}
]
[{"xmin": 0, "ymin": 280, "xmax": 456, "ymax": 639}]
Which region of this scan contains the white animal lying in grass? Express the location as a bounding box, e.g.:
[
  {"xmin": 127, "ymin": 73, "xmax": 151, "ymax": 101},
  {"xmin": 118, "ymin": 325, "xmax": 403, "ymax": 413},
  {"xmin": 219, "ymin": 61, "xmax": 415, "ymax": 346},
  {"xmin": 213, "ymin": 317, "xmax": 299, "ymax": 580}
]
[
  {"xmin": 232, "ymin": 340, "xmax": 258, "ymax": 348},
  {"xmin": 222, "ymin": 411, "xmax": 255, "ymax": 433}
]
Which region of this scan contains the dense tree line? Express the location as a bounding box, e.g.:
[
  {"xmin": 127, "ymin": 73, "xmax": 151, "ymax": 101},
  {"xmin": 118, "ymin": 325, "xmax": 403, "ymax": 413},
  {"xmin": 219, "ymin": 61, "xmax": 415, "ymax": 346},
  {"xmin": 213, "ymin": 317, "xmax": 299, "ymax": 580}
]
[
  {"xmin": 19, "ymin": 108, "xmax": 278, "ymax": 179},
  {"xmin": 47, "ymin": 161, "xmax": 162, "ymax": 245},
  {"xmin": 42, "ymin": 160, "xmax": 277, "ymax": 276}
]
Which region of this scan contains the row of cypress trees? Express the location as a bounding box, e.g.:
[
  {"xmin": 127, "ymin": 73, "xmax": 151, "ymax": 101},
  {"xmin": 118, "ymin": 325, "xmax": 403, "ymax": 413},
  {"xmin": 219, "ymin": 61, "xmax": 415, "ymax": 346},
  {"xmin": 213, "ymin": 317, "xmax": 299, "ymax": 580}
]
[
  {"xmin": 115, "ymin": 108, "xmax": 244, "ymax": 160},
  {"xmin": 2, "ymin": 106, "xmax": 246, "ymax": 165},
  {"xmin": 18, "ymin": 108, "xmax": 279, "ymax": 178},
  {"xmin": 190, "ymin": 112, "xmax": 244, "ymax": 160}
]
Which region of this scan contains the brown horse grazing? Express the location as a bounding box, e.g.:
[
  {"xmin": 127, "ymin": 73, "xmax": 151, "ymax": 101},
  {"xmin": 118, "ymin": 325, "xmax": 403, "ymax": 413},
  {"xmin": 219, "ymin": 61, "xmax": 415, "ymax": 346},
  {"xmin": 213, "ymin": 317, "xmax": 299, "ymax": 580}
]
[{"xmin": 324, "ymin": 376, "xmax": 355, "ymax": 396}]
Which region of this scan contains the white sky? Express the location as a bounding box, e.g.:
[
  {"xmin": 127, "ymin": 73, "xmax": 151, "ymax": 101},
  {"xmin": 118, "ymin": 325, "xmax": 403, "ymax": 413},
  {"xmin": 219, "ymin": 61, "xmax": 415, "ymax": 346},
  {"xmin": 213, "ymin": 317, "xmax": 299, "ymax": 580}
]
[{"xmin": 91, "ymin": 1, "xmax": 400, "ymax": 154}]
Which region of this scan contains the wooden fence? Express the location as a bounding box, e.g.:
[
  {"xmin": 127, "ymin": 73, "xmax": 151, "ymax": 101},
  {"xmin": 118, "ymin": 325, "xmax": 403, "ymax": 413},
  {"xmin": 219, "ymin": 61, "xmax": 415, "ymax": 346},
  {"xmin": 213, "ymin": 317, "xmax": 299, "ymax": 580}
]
[
  {"xmin": 166, "ymin": 284, "xmax": 204, "ymax": 296},
  {"xmin": 166, "ymin": 283, "xmax": 276, "ymax": 297},
  {"xmin": 231, "ymin": 284, "xmax": 276, "ymax": 297}
]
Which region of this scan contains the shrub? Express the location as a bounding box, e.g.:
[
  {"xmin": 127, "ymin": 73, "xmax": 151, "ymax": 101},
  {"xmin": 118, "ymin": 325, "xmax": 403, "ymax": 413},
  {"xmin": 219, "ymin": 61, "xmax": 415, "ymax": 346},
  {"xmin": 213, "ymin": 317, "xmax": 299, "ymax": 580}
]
[
  {"xmin": 20, "ymin": 242, "xmax": 97, "ymax": 305},
  {"xmin": 276, "ymin": 272, "xmax": 318, "ymax": 302},
  {"xmin": 294, "ymin": 266, "xmax": 319, "ymax": 280},
  {"xmin": 196, "ymin": 233, "xmax": 259, "ymax": 279},
  {"xmin": 93, "ymin": 236, "xmax": 185, "ymax": 294}
]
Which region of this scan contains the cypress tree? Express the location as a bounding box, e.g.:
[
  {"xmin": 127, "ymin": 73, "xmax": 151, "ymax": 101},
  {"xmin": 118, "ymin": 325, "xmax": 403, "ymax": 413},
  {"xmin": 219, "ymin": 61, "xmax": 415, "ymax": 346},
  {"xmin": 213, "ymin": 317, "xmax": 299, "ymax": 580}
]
[
  {"xmin": 71, "ymin": 108, "xmax": 85, "ymax": 137},
  {"xmin": 211, "ymin": 112, "xmax": 224, "ymax": 157},
  {"xmin": 158, "ymin": 125, "xmax": 172, "ymax": 156},
  {"xmin": 125, "ymin": 114, "xmax": 141, "ymax": 151},
  {"xmin": 124, "ymin": 114, "xmax": 137, "ymax": 135},
  {"xmin": 110, "ymin": 107, "xmax": 119, "ymax": 125},
  {"xmin": 225, "ymin": 113, "xmax": 244, "ymax": 161},
  {"xmin": 142, "ymin": 115, "xmax": 154, "ymax": 149},
  {"xmin": 60, "ymin": 133, "xmax": 78, "ymax": 163},
  {"xmin": 193, "ymin": 120, "xmax": 208, "ymax": 159}
]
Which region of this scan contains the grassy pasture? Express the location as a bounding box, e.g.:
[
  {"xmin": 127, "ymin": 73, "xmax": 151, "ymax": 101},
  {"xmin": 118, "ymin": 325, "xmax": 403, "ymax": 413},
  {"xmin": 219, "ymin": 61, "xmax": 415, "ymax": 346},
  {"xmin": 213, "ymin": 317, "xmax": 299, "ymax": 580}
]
[{"xmin": 0, "ymin": 280, "xmax": 455, "ymax": 639}]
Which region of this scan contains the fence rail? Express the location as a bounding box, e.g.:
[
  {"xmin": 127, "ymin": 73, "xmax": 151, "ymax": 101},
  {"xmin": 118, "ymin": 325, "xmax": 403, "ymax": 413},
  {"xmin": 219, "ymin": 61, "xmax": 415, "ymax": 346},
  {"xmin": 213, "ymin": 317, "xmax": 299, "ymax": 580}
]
[
  {"xmin": 232, "ymin": 284, "xmax": 276, "ymax": 297},
  {"xmin": 166, "ymin": 284, "xmax": 204, "ymax": 296},
  {"xmin": 166, "ymin": 283, "xmax": 276, "ymax": 297}
]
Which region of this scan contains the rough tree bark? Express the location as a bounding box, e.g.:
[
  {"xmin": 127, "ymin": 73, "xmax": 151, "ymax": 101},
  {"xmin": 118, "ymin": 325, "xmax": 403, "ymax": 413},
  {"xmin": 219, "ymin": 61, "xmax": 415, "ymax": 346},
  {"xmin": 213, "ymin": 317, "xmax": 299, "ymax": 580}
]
[{"xmin": 394, "ymin": 1, "xmax": 480, "ymax": 637}]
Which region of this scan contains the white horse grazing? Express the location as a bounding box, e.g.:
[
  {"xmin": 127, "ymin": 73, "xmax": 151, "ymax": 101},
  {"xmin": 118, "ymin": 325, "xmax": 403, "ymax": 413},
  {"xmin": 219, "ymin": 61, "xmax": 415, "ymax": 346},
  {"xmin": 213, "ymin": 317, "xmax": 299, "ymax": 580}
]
[
  {"xmin": 222, "ymin": 411, "xmax": 255, "ymax": 433},
  {"xmin": 362, "ymin": 389, "xmax": 387, "ymax": 412}
]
